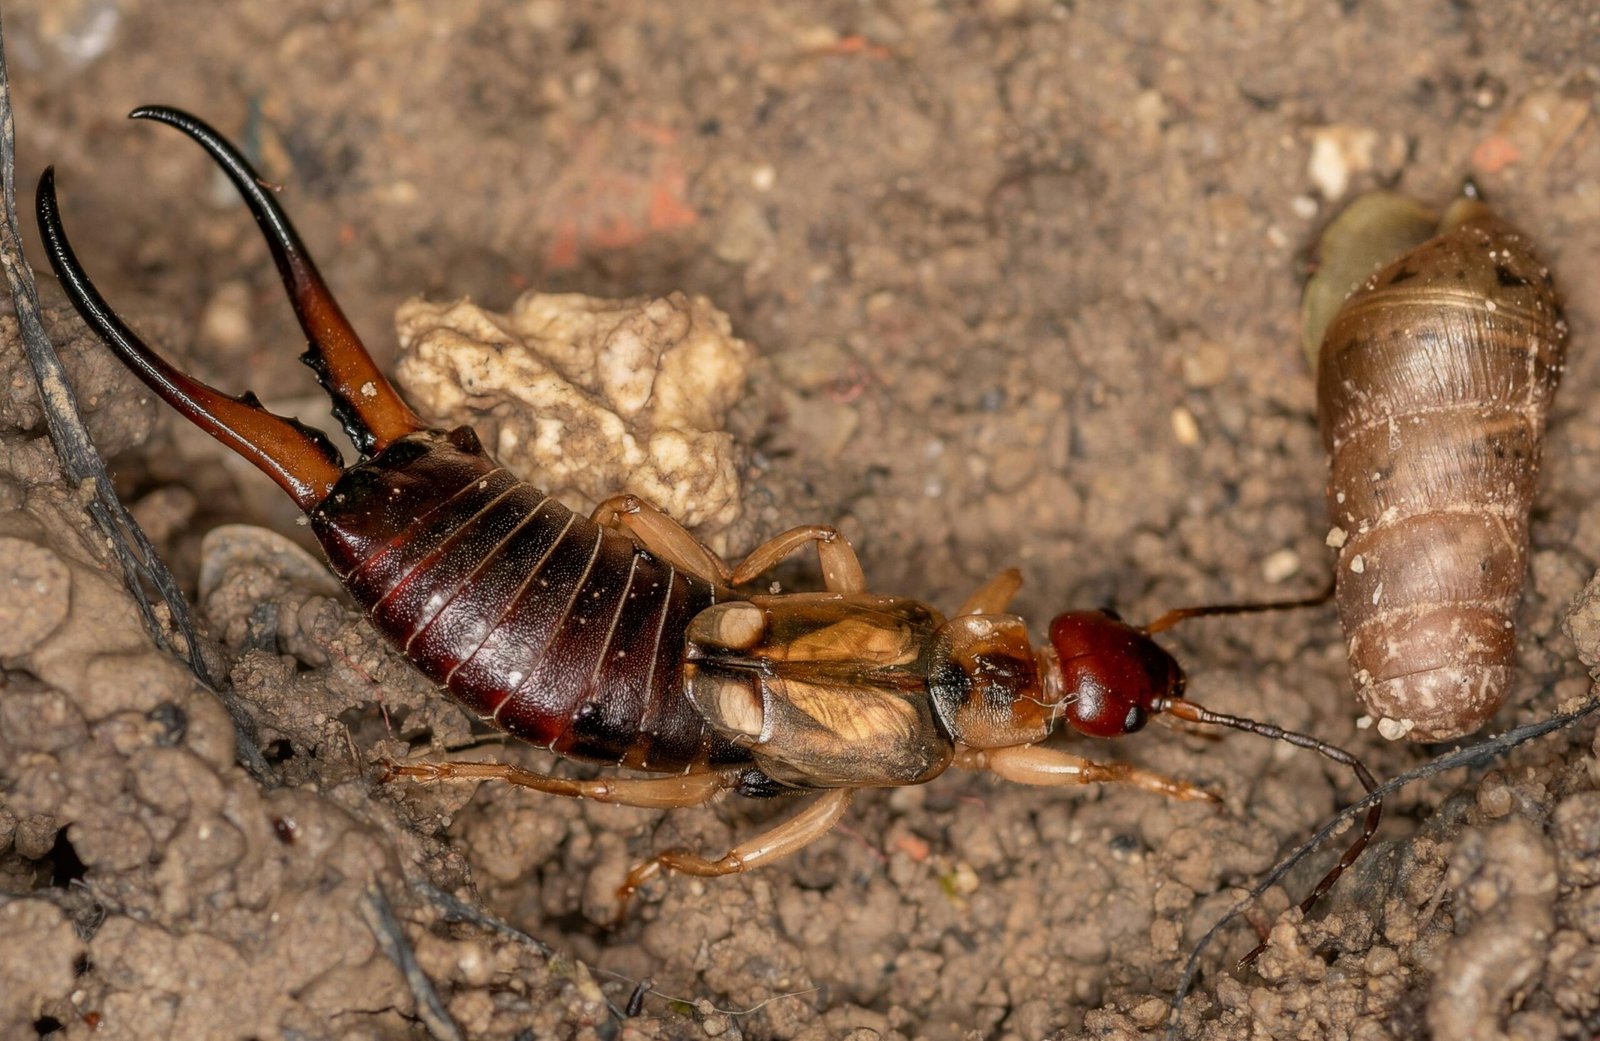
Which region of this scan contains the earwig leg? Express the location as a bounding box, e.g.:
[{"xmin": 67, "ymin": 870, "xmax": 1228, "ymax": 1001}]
[
  {"xmin": 595, "ymin": 505, "xmax": 870, "ymax": 595},
  {"xmin": 384, "ymin": 759, "xmax": 735, "ymax": 809},
  {"xmin": 615, "ymin": 788, "xmax": 854, "ymax": 923},
  {"xmin": 954, "ymin": 746, "xmax": 1221, "ymax": 804},
  {"xmin": 590, "ymin": 494, "xmax": 734, "ymax": 589},
  {"xmin": 128, "ymin": 107, "xmax": 424, "ymax": 454},
  {"xmin": 36, "ymin": 168, "xmax": 346, "ymax": 511},
  {"xmin": 956, "ymin": 568, "xmax": 1023, "ymax": 616},
  {"xmin": 728, "ymin": 525, "xmax": 867, "ymax": 593}
]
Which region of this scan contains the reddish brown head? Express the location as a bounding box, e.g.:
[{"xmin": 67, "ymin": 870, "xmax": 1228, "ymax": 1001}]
[{"xmin": 1044, "ymin": 610, "xmax": 1183, "ymax": 737}]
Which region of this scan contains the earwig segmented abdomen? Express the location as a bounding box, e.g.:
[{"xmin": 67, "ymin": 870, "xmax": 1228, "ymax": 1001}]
[{"xmin": 311, "ymin": 425, "xmax": 742, "ymax": 772}]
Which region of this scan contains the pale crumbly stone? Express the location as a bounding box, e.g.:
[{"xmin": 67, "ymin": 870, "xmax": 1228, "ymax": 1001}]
[{"xmin": 392, "ymin": 290, "xmax": 751, "ymax": 535}]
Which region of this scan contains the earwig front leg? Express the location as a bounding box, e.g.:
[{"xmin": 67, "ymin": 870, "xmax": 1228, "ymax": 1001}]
[
  {"xmin": 615, "ymin": 788, "xmax": 855, "ymax": 924},
  {"xmin": 386, "ymin": 759, "xmax": 736, "ymax": 808},
  {"xmin": 728, "ymin": 525, "xmax": 867, "ymax": 593},
  {"xmin": 954, "ymin": 746, "xmax": 1221, "ymax": 804},
  {"xmin": 591, "ymin": 494, "xmax": 734, "ymax": 589},
  {"xmin": 956, "ymin": 568, "xmax": 1023, "ymax": 616}
]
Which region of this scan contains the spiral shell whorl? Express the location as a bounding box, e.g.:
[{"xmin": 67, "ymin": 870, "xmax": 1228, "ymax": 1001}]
[{"xmin": 1314, "ymin": 201, "xmax": 1565, "ymax": 741}]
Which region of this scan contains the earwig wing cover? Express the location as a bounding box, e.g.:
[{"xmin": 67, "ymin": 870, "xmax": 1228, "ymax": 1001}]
[{"xmin": 1311, "ymin": 196, "xmax": 1566, "ymax": 741}]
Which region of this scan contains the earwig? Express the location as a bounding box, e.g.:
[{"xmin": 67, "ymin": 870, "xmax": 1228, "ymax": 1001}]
[
  {"xmin": 1303, "ymin": 191, "xmax": 1567, "ymax": 742},
  {"xmin": 41, "ymin": 107, "xmax": 1379, "ymax": 950}
]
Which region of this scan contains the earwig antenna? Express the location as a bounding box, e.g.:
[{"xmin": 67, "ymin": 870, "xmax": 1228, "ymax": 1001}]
[
  {"xmin": 1137, "ymin": 576, "xmax": 1368, "ymax": 963},
  {"xmin": 1157, "ymin": 694, "xmax": 1381, "ymax": 968},
  {"xmin": 1167, "ymin": 696, "xmax": 1600, "ymax": 1040},
  {"xmin": 1048, "ymin": 598, "xmax": 1381, "ymax": 962},
  {"xmin": 1143, "ymin": 579, "xmax": 1334, "ymax": 636}
]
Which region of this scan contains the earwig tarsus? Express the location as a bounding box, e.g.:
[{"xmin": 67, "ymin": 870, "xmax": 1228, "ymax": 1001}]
[{"xmin": 39, "ymin": 106, "xmax": 1380, "ymax": 952}]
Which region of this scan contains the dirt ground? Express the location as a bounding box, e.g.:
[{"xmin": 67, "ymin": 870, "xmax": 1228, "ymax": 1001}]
[{"xmin": 3, "ymin": 2, "xmax": 1600, "ymax": 1039}]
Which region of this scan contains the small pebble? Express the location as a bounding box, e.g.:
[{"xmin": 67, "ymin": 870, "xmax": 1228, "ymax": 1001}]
[
  {"xmin": 1308, "ymin": 124, "xmax": 1378, "ymax": 199},
  {"xmin": 1476, "ymin": 779, "xmax": 1514, "ymax": 819},
  {"xmin": 198, "ymin": 281, "xmax": 254, "ymax": 351},
  {"xmin": 1170, "ymin": 406, "xmax": 1200, "ymax": 446},
  {"xmin": 1261, "ymin": 547, "xmax": 1301, "ymax": 584},
  {"xmin": 1181, "ymin": 341, "xmax": 1231, "ymax": 389},
  {"xmin": 1130, "ymin": 997, "xmax": 1170, "ymax": 1029},
  {"xmin": 1377, "ymin": 717, "xmax": 1415, "ymax": 741}
]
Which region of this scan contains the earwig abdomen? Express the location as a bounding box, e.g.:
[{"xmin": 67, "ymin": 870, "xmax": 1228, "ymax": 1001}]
[
  {"xmin": 311, "ymin": 425, "xmax": 738, "ymax": 771},
  {"xmin": 1308, "ymin": 194, "xmax": 1566, "ymax": 741}
]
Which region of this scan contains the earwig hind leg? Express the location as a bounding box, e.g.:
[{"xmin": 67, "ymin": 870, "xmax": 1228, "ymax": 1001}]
[
  {"xmin": 615, "ymin": 788, "xmax": 855, "ymax": 924},
  {"xmin": 385, "ymin": 758, "xmax": 735, "ymax": 808},
  {"xmin": 956, "ymin": 568, "xmax": 1023, "ymax": 616},
  {"xmin": 954, "ymin": 746, "xmax": 1221, "ymax": 804},
  {"xmin": 728, "ymin": 525, "xmax": 867, "ymax": 594},
  {"xmin": 591, "ymin": 494, "xmax": 734, "ymax": 590},
  {"xmin": 128, "ymin": 106, "xmax": 424, "ymax": 454}
]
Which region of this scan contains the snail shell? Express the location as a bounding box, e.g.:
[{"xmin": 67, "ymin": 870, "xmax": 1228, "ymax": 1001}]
[{"xmin": 1304, "ymin": 192, "xmax": 1567, "ymax": 742}]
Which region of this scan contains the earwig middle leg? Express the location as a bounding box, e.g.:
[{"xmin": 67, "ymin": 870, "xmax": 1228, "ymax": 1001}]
[
  {"xmin": 591, "ymin": 494, "xmax": 734, "ymax": 589},
  {"xmin": 954, "ymin": 746, "xmax": 1221, "ymax": 804},
  {"xmin": 615, "ymin": 788, "xmax": 855, "ymax": 922},
  {"xmin": 385, "ymin": 759, "xmax": 736, "ymax": 809},
  {"xmin": 728, "ymin": 525, "xmax": 867, "ymax": 593},
  {"xmin": 593, "ymin": 495, "xmax": 867, "ymax": 594}
]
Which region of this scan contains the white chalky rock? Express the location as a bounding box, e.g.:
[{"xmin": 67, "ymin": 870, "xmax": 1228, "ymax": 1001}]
[{"xmin": 393, "ymin": 290, "xmax": 751, "ymax": 534}]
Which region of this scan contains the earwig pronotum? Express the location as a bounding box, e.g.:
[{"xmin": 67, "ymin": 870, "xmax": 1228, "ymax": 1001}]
[
  {"xmin": 1303, "ymin": 190, "xmax": 1567, "ymax": 742},
  {"xmin": 39, "ymin": 107, "xmax": 1379, "ymax": 950}
]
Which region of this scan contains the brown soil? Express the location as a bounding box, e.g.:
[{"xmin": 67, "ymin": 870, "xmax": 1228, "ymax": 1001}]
[{"xmin": 4, "ymin": 2, "xmax": 1600, "ymax": 1040}]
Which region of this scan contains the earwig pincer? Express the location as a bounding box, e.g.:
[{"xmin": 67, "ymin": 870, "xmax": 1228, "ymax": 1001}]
[{"xmin": 40, "ymin": 107, "xmax": 1380, "ymax": 946}]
